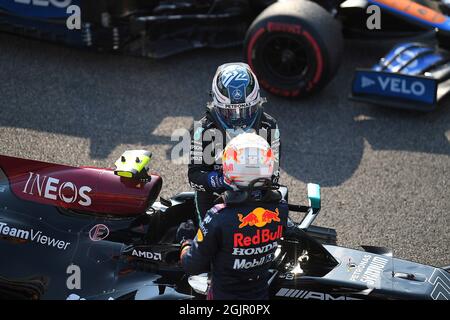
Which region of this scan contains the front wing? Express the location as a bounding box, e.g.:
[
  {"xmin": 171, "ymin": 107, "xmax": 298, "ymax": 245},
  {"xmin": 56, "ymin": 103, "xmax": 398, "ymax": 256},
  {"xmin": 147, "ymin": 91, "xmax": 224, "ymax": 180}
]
[{"xmin": 350, "ymin": 68, "xmax": 450, "ymax": 111}]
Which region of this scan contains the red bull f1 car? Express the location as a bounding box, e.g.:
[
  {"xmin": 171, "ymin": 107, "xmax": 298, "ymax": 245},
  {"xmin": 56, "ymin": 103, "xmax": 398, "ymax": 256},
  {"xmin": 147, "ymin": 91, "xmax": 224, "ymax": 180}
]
[
  {"xmin": 0, "ymin": 150, "xmax": 448, "ymax": 300},
  {"xmin": 1, "ymin": 0, "xmax": 449, "ymax": 104}
]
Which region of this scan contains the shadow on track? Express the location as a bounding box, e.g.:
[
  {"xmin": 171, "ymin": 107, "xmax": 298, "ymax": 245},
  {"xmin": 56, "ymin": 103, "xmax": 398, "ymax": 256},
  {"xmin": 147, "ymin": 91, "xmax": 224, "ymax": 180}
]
[{"xmin": 0, "ymin": 35, "xmax": 448, "ymax": 187}]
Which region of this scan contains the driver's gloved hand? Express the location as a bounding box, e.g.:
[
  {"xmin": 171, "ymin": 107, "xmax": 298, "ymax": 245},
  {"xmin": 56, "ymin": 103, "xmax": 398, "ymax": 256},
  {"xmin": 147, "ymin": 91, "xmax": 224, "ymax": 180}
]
[
  {"xmin": 176, "ymin": 219, "xmax": 196, "ymax": 244},
  {"xmin": 207, "ymin": 171, "xmax": 225, "ymax": 190}
]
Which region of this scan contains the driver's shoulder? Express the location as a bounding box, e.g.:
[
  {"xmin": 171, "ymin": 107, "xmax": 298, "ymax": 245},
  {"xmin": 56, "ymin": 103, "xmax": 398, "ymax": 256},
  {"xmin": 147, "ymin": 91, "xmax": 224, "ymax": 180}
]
[
  {"xmin": 205, "ymin": 203, "xmax": 227, "ymax": 219},
  {"xmin": 261, "ymin": 112, "xmax": 278, "ymax": 129}
]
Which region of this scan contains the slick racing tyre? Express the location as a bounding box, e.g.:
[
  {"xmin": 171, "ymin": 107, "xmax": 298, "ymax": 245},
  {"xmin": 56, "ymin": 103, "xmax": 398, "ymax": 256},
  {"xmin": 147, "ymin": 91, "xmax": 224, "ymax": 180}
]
[{"xmin": 244, "ymin": 0, "xmax": 343, "ymax": 97}]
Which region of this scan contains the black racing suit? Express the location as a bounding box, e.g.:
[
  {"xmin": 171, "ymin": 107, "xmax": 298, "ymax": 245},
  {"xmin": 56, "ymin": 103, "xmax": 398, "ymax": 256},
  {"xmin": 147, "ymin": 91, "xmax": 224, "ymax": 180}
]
[
  {"xmin": 188, "ymin": 105, "xmax": 281, "ymax": 223},
  {"xmin": 180, "ymin": 190, "xmax": 288, "ymax": 300}
]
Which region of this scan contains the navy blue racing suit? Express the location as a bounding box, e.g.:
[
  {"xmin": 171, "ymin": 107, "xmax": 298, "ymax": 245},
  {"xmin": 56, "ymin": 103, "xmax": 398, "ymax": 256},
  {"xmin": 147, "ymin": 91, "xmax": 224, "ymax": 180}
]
[{"xmin": 180, "ymin": 190, "xmax": 288, "ymax": 300}]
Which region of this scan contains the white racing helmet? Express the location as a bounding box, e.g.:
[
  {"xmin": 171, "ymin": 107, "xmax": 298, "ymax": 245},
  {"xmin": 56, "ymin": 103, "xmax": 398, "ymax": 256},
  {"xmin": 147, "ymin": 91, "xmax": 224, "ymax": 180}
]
[
  {"xmin": 211, "ymin": 62, "xmax": 263, "ymax": 129},
  {"xmin": 222, "ymin": 132, "xmax": 275, "ymax": 189}
]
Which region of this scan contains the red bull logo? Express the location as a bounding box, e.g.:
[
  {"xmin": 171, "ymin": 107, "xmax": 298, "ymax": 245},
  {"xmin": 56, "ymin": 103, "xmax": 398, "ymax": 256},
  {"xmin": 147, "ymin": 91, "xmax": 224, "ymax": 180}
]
[
  {"xmin": 234, "ymin": 226, "xmax": 283, "ymax": 247},
  {"xmin": 237, "ymin": 208, "xmax": 280, "ymax": 228}
]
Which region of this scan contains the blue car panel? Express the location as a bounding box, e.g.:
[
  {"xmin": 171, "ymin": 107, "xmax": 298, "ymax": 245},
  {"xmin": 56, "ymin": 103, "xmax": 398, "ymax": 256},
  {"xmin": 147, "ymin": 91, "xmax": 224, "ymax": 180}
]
[
  {"xmin": 0, "ymin": 0, "xmax": 80, "ymax": 19},
  {"xmin": 353, "ymin": 69, "xmax": 438, "ymax": 105}
]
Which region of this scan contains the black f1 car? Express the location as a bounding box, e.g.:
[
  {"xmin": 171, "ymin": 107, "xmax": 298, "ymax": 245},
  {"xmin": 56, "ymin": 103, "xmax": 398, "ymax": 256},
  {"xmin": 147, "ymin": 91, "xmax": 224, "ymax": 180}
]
[
  {"xmin": 0, "ymin": 0, "xmax": 344, "ymax": 98},
  {"xmin": 0, "ymin": 150, "xmax": 448, "ymax": 300},
  {"xmin": 1, "ymin": 0, "xmax": 448, "ymax": 100}
]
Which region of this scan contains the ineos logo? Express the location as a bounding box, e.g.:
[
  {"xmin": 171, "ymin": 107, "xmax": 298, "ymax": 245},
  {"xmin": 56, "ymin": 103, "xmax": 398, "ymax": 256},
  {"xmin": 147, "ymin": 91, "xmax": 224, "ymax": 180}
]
[
  {"xmin": 58, "ymin": 182, "xmax": 78, "ymax": 203},
  {"xmin": 22, "ymin": 172, "xmax": 92, "ymax": 206}
]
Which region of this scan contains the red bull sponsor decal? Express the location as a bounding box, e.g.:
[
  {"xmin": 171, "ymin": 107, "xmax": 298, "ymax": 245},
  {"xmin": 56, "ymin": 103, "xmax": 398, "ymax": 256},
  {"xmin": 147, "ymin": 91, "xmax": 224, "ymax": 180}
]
[
  {"xmin": 237, "ymin": 208, "xmax": 280, "ymax": 228},
  {"xmin": 234, "ymin": 225, "xmax": 283, "ymax": 247}
]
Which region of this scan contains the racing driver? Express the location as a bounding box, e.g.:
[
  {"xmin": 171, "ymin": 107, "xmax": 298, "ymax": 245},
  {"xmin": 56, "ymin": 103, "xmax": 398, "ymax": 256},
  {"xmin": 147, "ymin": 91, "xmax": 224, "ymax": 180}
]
[
  {"xmin": 180, "ymin": 133, "xmax": 288, "ymax": 300},
  {"xmin": 188, "ymin": 62, "xmax": 281, "ymax": 224}
]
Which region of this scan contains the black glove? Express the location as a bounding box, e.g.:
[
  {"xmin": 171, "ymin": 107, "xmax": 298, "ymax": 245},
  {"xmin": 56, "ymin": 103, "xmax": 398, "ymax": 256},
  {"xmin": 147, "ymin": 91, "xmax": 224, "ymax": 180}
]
[{"xmin": 176, "ymin": 219, "xmax": 196, "ymax": 244}]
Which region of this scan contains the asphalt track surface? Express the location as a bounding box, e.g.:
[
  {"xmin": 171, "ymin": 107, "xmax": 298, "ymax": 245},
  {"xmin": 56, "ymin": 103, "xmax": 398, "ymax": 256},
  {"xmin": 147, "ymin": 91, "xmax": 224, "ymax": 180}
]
[{"xmin": 0, "ymin": 33, "xmax": 448, "ymax": 267}]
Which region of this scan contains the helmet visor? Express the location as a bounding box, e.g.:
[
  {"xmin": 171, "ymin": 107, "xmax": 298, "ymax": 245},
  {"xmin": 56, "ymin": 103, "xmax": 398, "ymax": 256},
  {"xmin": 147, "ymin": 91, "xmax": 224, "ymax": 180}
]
[{"xmin": 216, "ymin": 103, "xmax": 259, "ymax": 128}]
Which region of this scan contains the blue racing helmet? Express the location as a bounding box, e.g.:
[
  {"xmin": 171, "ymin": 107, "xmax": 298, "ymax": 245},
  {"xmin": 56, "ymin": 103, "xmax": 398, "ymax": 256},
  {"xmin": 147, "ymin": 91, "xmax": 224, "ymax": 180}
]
[{"xmin": 211, "ymin": 62, "xmax": 264, "ymax": 129}]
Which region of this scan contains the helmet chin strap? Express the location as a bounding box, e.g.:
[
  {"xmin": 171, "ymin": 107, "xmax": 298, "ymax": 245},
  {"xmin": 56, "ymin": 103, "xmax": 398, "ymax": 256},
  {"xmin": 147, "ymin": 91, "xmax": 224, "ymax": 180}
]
[{"xmin": 213, "ymin": 108, "xmax": 231, "ymax": 130}]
